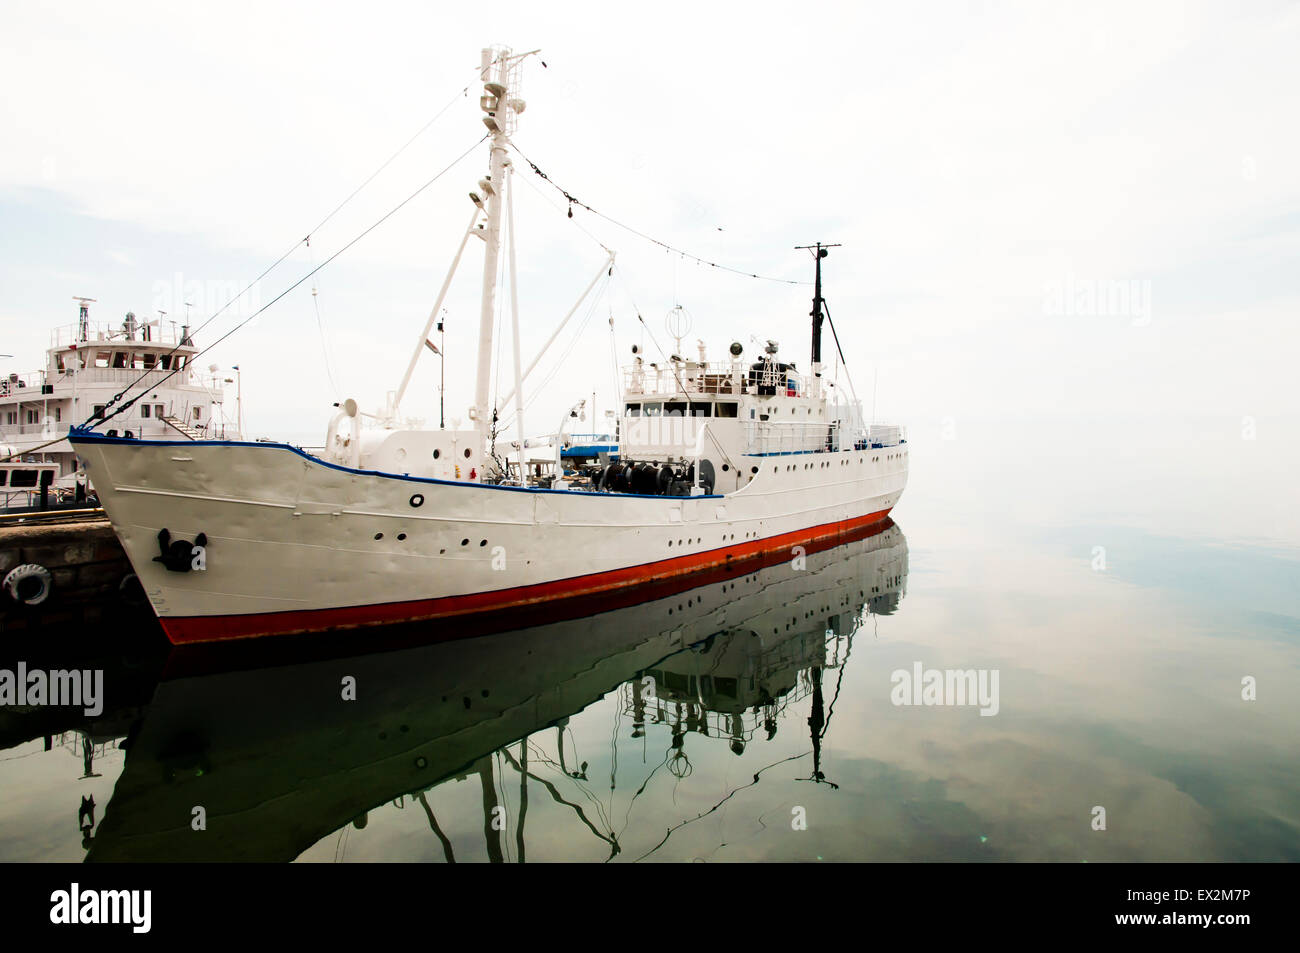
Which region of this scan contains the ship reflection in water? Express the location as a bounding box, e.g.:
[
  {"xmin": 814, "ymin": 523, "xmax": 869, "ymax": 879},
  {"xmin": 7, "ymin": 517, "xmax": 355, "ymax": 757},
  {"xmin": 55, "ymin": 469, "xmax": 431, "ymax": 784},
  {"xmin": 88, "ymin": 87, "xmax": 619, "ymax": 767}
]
[{"xmin": 82, "ymin": 520, "xmax": 907, "ymax": 862}]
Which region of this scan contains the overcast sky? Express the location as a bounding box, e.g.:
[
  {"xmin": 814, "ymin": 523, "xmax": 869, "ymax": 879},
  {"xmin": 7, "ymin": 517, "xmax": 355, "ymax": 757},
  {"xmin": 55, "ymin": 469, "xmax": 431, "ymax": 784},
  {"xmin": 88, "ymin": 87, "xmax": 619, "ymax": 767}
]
[{"xmin": 2, "ymin": 0, "xmax": 1297, "ymax": 444}]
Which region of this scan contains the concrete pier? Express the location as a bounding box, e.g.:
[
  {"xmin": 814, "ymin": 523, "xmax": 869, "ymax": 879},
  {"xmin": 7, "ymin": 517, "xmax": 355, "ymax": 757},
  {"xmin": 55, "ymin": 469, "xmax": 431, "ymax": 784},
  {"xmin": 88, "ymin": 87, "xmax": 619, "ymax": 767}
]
[{"xmin": 0, "ymin": 513, "xmax": 149, "ymax": 632}]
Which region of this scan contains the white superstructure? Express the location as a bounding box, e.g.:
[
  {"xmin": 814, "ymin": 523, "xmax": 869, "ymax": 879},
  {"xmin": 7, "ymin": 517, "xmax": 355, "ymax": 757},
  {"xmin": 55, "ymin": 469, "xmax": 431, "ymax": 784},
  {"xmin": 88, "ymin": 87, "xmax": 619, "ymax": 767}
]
[
  {"xmin": 69, "ymin": 45, "xmax": 908, "ymax": 644},
  {"xmin": 1, "ymin": 298, "xmax": 237, "ymax": 503}
]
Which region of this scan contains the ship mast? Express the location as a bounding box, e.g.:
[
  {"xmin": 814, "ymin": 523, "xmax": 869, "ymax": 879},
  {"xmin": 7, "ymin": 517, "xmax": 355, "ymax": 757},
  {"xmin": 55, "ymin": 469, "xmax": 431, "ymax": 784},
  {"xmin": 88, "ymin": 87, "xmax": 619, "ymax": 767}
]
[
  {"xmin": 472, "ymin": 47, "xmax": 530, "ymax": 463},
  {"xmin": 795, "ymin": 242, "xmax": 839, "ymax": 396}
]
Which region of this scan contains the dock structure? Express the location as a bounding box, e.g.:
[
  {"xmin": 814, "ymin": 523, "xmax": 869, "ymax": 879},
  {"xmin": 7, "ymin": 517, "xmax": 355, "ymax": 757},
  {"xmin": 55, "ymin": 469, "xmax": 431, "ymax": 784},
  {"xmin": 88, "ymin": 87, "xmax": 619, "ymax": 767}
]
[{"xmin": 0, "ymin": 512, "xmax": 148, "ymax": 632}]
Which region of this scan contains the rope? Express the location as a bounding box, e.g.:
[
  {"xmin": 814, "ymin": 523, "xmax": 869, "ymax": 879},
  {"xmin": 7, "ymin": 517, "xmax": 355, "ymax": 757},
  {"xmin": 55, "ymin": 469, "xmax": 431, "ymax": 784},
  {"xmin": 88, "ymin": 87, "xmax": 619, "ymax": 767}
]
[
  {"xmin": 86, "ymin": 86, "xmax": 473, "ymax": 426},
  {"xmin": 91, "ymin": 134, "xmax": 489, "ymax": 429},
  {"xmin": 511, "ymin": 143, "xmax": 808, "ymax": 286},
  {"xmin": 306, "ymin": 237, "xmax": 342, "ymax": 398},
  {"xmin": 0, "ymin": 435, "xmax": 66, "ymax": 463}
]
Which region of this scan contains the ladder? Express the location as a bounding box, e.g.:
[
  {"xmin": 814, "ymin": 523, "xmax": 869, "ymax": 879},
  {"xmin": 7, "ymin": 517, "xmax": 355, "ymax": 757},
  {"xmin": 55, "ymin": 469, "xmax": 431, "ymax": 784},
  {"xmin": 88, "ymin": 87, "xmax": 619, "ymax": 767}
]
[{"xmin": 161, "ymin": 415, "xmax": 204, "ymax": 440}]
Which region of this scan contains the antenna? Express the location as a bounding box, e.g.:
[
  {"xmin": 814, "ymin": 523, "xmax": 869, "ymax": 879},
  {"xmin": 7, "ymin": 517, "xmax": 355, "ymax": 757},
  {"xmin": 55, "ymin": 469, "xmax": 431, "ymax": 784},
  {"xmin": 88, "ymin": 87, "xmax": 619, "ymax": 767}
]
[
  {"xmin": 665, "ymin": 305, "xmax": 692, "ymax": 357},
  {"xmin": 72, "ymin": 296, "xmax": 96, "ymax": 342}
]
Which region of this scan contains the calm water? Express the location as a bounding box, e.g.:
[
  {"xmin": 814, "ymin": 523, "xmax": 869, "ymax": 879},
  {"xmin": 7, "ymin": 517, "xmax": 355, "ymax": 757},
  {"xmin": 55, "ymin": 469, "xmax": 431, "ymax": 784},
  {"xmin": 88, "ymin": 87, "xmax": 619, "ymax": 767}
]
[{"xmin": 2, "ymin": 415, "xmax": 1297, "ymax": 862}]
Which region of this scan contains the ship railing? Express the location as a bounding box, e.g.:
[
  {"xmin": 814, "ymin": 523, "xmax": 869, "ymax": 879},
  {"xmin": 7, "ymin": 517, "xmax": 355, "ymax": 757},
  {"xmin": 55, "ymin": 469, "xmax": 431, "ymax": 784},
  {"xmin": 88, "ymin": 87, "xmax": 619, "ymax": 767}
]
[
  {"xmin": 0, "ymin": 370, "xmax": 48, "ymax": 395},
  {"xmin": 50, "ymin": 321, "xmax": 193, "ymax": 348},
  {"xmin": 51, "ymin": 367, "xmax": 196, "ymax": 387},
  {"xmin": 744, "ymin": 419, "xmax": 841, "ymax": 455},
  {"xmin": 623, "ymin": 360, "xmax": 748, "ymax": 398},
  {"xmin": 6, "ymin": 422, "xmax": 67, "ymax": 436},
  {"xmin": 623, "ymin": 360, "xmax": 817, "ymax": 400}
]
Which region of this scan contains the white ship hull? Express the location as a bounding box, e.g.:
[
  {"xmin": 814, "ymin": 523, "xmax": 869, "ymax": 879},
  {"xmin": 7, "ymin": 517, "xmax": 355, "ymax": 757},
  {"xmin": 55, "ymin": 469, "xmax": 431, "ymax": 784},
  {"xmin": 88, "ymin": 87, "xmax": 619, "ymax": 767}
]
[{"xmin": 70, "ymin": 429, "xmax": 907, "ymax": 643}]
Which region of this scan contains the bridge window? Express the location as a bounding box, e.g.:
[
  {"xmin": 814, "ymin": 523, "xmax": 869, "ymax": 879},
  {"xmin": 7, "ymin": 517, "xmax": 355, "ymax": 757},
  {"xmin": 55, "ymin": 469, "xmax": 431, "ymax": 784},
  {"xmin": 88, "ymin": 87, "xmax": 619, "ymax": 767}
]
[
  {"xmin": 95, "ymin": 351, "xmax": 111, "ymax": 368},
  {"xmin": 624, "ymin": 403, "xmax": 641, "ymax": 417},
  {"xmin": 688, "ymin": 402, "xmax": 711, "ymax": 417},
  {"xmin": 717, "ymin": 402, "xmax": 738, "ymax": 418},
  {"xmin": 643, "ymin": 402, "xmax": 663, "ymax": 417},
  {"xmin": 664, "ymin": 401, "xmax": 687, "ymax": 417}
]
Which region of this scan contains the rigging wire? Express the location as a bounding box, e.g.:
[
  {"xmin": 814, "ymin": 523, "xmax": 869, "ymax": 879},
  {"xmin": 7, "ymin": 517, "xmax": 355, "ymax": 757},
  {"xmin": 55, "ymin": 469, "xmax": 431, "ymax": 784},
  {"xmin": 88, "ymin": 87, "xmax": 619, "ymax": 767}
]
[
  {"xmin": 511, "ymin": 143, "xmax": 808, "ymax": 286},
  {"xmin": 87, "ymin": 85, "xmax": 473, "ymax": 425},
  {"xmin": 305, "ymin": 236, "xmax": 343, "ymax": 398},
  {"xmin": 821, "ymin": 300, "xmax": 862, "ymax": 411},
  {"xmin": 492, "ymin": 274, "xmax": 609, "ymax": 435},
  {"xmin": 90, "ymin": 134, "xmax": 490, "ymax": 429}
]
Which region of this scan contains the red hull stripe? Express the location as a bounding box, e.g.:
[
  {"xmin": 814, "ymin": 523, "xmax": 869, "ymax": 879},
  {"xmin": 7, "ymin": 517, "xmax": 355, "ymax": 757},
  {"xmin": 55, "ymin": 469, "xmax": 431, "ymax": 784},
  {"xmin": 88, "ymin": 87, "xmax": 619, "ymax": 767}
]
[{"xmin": 161, "ymin": 508, "xmax": 894, "ymax": 644}]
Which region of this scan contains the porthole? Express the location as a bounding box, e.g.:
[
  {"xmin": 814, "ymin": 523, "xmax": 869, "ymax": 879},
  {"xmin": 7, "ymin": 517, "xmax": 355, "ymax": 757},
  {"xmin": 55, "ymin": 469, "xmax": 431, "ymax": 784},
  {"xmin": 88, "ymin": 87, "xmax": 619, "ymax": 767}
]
[
  {"xmin": 479, "ymin": 539, "xmax": 487, "ymax": 547},
  {"xmin": 374, "ymin": 532, "xmax": 384, "ymax": 540},
  {"xmin": 752, "ymin": 466, "xmax": 759, "ymax": 474},
  {"xmin": 464, "ymin": 448, "xmax": 472, "ymax": 458},
  {"xmin": 397, "ymin": 533, "xmax": 407, "ymax": 541},
  {"xmin": 461, "ymin": 538, "xmax": 469, "ymax": 546},
  {"xmin": 721, "ymin": 464, "xmax": 729, "ymax": 472},
  {"xmin": 432, "ymin": 449, "xmax": 441, "ymax": 460},
  {"xmin": 409, "ymin": 493, "xmax": 424, "ymax": 507}
]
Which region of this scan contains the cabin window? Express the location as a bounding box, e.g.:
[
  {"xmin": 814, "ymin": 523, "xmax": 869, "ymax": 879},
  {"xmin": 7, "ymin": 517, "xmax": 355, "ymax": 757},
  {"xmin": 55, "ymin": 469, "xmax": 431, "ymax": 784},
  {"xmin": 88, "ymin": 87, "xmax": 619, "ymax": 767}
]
[
  {"xmin": 193, "ymin": 407, "xmax": 203, "ymax": 421},
  {"xmin": 717, "ymin": 402, "xmax": 738, "ymax": 418},
  {"xmin": 9, "ymin": 469, "xmax": 37, "ymax": 488},
  {"xmin": 26, "ymin": 410, "xmax": 38, "ymax": 424},
  {"xmin": 688, "ymin": 402, "xmax": 711, "ymax": 417},
  {"xmin": 4, "ymin": 412, "xmax": 13, "ymax": 425},
  {"xmin": 0, "ymin": 471, "xmax": 6, "ymax": 485},
  {"xmin": 664, "ymin": 401, "xmax": 687, "ymax": 417},
  {"xmin": 112, "ymin": 352, "xmax": 127, "ymax": 368},
  {"xmin": 155, "ymin": 404, "xmax": 165, "ymax": 418},
  {"xmin": 93, "ymin": 404, "xmax": 105, "ymax": 418},
  {"xmin": 624, "ymin": 403, "xmax": 641, "ymax": 417},
  {"xmin": 54, "ymin": 408, "xmax": 61, "ymax": 422},
  {"xmin": 56, "ymin": 354, "xmax": 66, "ymax": 371},
  {"xmin": 643, "ymin": 402, "xmax": 662, "ymax": 417},
  {"xmin": 160, "ymin": 355, "xmax": 173, "ymax": 370},
  {"xmin": 141, "ymin": 404, "xmax": 151, "ymax": 418},
  {"xmin": 95, "ymin": 352, "xmax": 111, "ymax": 368}
]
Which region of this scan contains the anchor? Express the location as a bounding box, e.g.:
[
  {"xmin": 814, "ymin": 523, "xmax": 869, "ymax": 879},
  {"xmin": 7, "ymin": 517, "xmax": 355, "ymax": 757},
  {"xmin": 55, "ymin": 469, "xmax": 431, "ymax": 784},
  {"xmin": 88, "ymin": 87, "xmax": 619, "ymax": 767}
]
[{"xmin": 153, "ymin": 528, "xmax": 208, "ymax": 573}]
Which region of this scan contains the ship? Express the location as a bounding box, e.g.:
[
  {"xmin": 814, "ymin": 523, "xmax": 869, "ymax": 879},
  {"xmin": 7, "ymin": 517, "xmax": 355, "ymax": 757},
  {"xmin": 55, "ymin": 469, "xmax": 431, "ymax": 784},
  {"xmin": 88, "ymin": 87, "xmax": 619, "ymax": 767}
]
[
  {"xmin": 1, "ymin": 298, "xmax": 239, "ymax": 509},
  {"xmin": 68, "ymin": 45, "xmax": 909, "ymax": 644}
]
